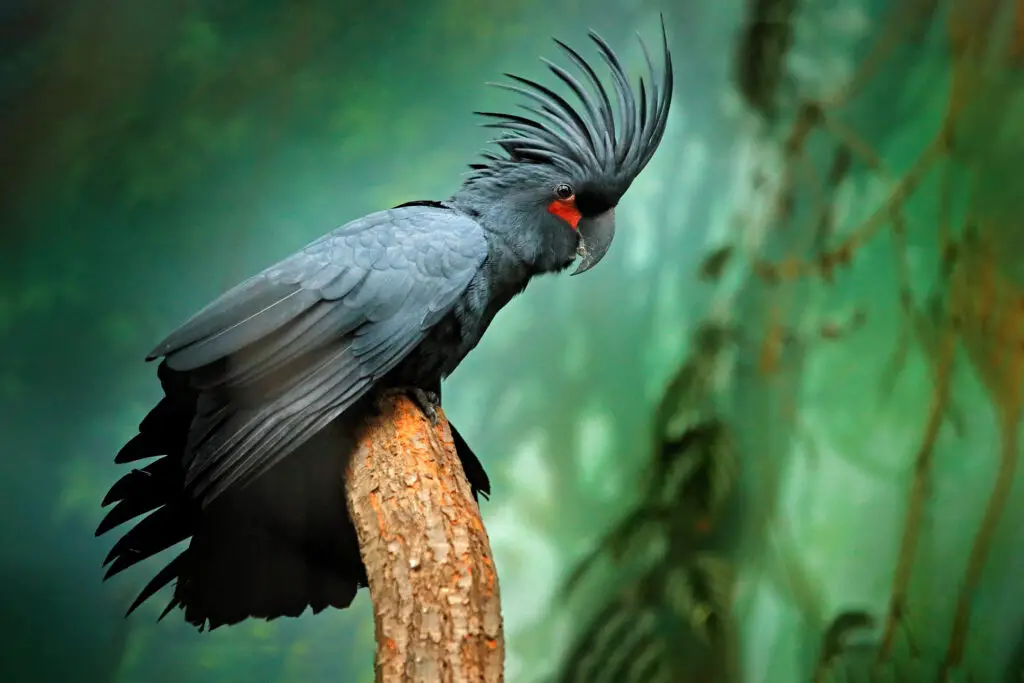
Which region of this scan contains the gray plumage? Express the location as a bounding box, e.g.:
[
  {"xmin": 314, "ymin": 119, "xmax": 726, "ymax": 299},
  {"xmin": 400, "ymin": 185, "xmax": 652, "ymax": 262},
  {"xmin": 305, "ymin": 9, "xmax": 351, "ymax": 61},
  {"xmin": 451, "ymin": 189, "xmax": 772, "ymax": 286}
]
[
  {"xmin": 150, "ymin": 207, "xmax": 488, "ymax": 504},
  {"xmin": 97, "ymin": 21, "xmax": 674, "ymax": 630}
]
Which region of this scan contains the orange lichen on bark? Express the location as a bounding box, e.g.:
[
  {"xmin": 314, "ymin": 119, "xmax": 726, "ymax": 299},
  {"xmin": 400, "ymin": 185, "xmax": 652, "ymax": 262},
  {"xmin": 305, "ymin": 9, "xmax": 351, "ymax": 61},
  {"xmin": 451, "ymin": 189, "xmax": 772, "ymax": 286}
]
[{"xmin": 345, "ymin": 395, "xmax": 504, "ymax": 683}]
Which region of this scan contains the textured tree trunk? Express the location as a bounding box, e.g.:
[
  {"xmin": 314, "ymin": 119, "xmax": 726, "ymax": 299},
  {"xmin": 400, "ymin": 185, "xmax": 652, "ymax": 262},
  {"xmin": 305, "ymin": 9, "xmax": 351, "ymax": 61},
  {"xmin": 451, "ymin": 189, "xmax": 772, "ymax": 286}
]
[{"xmin": 344, "ymin": 395, "xmax": 504, "ymax": 683}]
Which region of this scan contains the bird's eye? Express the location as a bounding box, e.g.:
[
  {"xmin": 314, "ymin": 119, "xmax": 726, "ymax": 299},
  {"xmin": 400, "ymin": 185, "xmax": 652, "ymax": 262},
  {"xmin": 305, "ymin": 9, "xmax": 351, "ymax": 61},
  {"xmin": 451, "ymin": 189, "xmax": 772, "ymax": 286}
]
[{"xmin": 554, "ymin": 183, "xmax": 574, "ymax": 200}]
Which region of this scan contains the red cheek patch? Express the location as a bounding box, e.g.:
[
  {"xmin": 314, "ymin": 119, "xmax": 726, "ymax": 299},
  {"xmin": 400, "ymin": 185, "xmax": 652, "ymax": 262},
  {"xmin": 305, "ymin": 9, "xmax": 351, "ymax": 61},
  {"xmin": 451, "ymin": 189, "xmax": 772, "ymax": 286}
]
[{"xmin": 547, "ymin": 198, "xmax": 581, "ymax": 229}]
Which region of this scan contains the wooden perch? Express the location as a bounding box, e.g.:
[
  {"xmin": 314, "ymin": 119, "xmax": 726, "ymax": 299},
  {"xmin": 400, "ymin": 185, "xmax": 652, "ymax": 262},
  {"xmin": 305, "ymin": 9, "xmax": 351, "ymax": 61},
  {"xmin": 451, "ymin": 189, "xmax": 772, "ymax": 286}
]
[{"xmin": 345, "ymin": 395, "xmax": 504, "ymax": 683}]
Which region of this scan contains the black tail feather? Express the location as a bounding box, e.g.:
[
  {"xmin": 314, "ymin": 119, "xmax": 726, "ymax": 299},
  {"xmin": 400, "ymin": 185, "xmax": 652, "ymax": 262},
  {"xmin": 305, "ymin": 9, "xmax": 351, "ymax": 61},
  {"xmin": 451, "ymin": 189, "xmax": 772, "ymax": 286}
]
[
  {"xmin": 114, "ymin": 405, "xmax": 184, "ymax": 463},
  {"xmin": 115, "ymin": 363, "xmax": 195, "ymax": 464},
  {"xmin": 158, "ymin": 597, "xmax": 180, "ymax": 621},
  {"xmin": 98, "ymin": 363, "xmax": 364, "ymax": 629},
  {"xmin": 97, "ymin": 457, "xmax": 181, "ymax": 534},
  {"xmin": 102, "ymin": 503, "xmax": 194, "ymax": 578},
  {"xmin": 451, "ymin": 423, "xmax": 490, "ymax": 501},
  {"xmin": 100, "ymin": 362, "xmax": 491, "ymax": 630},
  {"xmin": 176, "ymin": 510, "xmax": 359, "ymax": 629},
  {"xmin": 125, "ymin": 552, "xmax": 186, "ymax": 617},
  {"xmin": 101, "ymin": 456, "xmax": 176, "ymax": 506},
  {"xmin": 114, "ymin": 431, "xmax": 166, "ymax": 464}
]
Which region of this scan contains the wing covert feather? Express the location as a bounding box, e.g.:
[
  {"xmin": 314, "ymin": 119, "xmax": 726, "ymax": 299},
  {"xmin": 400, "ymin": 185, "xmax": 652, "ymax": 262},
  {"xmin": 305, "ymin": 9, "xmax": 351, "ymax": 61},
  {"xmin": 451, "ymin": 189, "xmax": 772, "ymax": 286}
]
[{"xmin": 150, "ymin": 207, "xmax": 488, "ymax": 503}]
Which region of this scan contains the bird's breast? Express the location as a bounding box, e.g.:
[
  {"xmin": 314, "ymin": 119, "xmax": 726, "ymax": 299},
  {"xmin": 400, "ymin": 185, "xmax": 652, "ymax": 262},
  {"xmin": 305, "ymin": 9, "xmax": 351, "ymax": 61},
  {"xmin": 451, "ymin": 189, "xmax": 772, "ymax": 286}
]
[
  {"xmin": 389, "ymin": 264, "xmax": 529, "ymax": 387},
  {"xmin": 385, "ymin": 308, "xmax": 473, "ymax": 388}
]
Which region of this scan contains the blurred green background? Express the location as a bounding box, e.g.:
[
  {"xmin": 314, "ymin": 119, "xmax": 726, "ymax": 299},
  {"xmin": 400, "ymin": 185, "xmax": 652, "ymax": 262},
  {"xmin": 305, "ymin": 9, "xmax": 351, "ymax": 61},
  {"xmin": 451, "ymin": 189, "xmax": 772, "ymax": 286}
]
[{"xmin": 4, "ymin": 0, "xmax": 1024, "ymax": 681}]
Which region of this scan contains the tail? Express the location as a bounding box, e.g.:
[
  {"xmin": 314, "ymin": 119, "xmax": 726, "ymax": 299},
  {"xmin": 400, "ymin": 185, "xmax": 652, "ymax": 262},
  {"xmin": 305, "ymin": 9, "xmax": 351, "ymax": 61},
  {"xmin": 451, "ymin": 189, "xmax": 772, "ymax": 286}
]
[
  {"xmin": 96, "ymin": 362, "xmax": 199, "ymax": 622},
  {"xmin": 98, "ymin": 363, "xmax": 491, "ymax": 630},
  {"xmin": 97, "ymin": 362, "xmax": 360, "ymax": 630}
]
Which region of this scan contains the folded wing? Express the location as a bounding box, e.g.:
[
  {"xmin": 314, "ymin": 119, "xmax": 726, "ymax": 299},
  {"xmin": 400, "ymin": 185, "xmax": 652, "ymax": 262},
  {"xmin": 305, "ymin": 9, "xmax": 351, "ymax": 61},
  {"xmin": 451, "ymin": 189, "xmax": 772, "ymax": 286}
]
[{"xmin": 147, "ymin": 206, "xmax": 488, "ymax": 504}]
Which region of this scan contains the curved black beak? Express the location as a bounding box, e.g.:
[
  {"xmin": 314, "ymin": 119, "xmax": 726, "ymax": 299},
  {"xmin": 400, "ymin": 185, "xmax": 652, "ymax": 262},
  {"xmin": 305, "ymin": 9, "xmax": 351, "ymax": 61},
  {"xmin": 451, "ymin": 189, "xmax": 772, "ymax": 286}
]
[{"xmin": 571, "ymin": 208, "xmax": 616, "ymax": 275}]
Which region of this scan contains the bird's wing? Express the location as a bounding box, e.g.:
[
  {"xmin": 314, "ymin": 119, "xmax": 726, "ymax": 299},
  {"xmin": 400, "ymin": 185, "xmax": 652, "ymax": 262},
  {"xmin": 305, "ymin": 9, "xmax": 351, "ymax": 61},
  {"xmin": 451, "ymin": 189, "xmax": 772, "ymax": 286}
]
[{"xmin": 147, "ymin": 206, "xmax": 488, "ymax": 504}]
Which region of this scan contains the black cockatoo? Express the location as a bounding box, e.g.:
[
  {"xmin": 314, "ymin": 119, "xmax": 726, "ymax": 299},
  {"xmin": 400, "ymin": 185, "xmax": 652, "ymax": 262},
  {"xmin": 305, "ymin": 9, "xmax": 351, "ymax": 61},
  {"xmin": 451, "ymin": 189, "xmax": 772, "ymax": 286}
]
[{"xmin": 97, "ymin": 23, "xmax": 674, "ymax": 630}]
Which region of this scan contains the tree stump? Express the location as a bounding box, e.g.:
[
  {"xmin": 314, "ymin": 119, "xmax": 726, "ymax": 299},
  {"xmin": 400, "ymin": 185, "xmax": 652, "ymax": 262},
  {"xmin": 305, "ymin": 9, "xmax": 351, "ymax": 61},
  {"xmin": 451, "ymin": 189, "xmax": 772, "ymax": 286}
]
[{"xmin": 345, "ymin": 395, "xmax": 504, "ymax": 683}]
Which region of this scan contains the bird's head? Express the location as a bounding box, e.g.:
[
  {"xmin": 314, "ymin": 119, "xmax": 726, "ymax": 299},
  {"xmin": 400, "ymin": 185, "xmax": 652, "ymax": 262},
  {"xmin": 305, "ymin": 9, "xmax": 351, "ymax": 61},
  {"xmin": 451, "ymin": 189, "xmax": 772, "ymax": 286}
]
[{"xmin": 454, "ymin": 20, "xmax": 674, "ymax": 275}]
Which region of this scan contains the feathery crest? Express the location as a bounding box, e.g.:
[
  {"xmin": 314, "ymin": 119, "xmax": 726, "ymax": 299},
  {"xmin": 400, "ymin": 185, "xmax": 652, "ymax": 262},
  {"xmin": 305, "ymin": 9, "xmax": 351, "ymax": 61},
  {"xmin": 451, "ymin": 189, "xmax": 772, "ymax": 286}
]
[{"xmin": 467, "ymin": 17, "xmax": 674, "ymax": 186}]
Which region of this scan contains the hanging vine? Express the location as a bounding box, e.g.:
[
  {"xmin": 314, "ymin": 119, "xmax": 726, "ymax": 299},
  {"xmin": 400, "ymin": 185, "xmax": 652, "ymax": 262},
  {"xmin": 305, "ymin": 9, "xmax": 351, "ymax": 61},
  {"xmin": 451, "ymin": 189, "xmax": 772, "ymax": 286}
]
[
  {"xmin": 554, "ymin": 0, "xmax": 1024, "ymax": 680},
  {"xmin": 743, "ymin": 0, "xmax": 1024, "ymax": 679}
]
